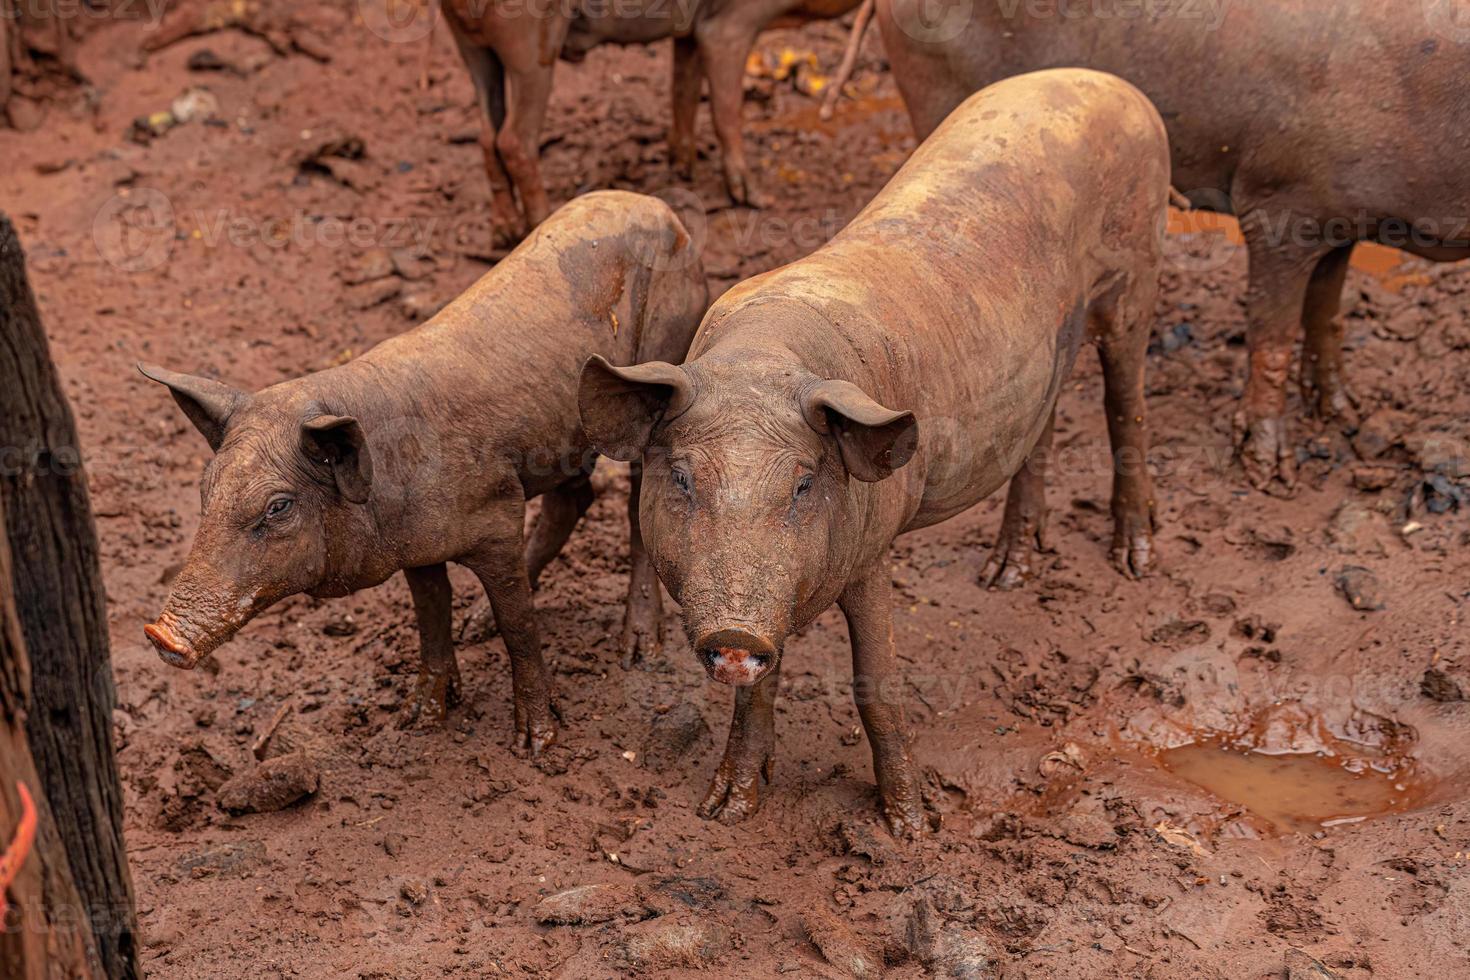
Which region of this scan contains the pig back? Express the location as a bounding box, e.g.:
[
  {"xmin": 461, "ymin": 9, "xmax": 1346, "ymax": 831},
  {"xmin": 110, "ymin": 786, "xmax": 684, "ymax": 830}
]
[{"xmin": 362, "ymin": 191, "xmax": 704, "ymax": 496}]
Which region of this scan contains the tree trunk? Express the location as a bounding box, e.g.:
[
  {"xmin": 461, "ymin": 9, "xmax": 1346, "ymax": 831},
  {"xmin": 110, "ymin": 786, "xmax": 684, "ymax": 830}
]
[{"xmin": 0, "ymin": 214, "xmax": 140, "ymax": 978}]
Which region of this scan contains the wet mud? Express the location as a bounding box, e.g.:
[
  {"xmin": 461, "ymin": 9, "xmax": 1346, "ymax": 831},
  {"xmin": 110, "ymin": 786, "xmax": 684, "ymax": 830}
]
[{"xmin": 2, "ymin": 5, "xmax": 1469, "ymax": 977}]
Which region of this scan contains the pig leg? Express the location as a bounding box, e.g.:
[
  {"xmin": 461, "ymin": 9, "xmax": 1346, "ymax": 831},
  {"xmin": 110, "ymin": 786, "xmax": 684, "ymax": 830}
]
[
  {"xmin": 839, "ymin": 562, "xmax": 924, "ymax": 838},
  {"xmin": 670, "ymin": 35, "xmax": 703, "ymax": 181},
  {"xmin": 466, "ymin": 512, "xmax": 557, "ymax": 756},
  {"xmin": 399, "ymin": 563, "xmax": 461, "ymax": 728},
  {"xmin": 452, "ymin": 38, "xmax": 524, "ymax": 243},
  {"xmin": 524, "ymin": 473, "xmax": 595, "ymax": 590},
  {"xmin": 622, "ymin": 462, "xmax": 663, "ymax": 668},
  {"xmin": 498, "ymin": 58, "xmax": 561, "ymax": 229},
  {"xmin": 1234, "ymin": 215, "xmax": 1323, "ymax": 494},
  {"xmin": 695, "ymin": 20, "xmax": 766, "ymax": 208},
  {"xmin": 1098, "ymin": 308, "xmax": 1159, "ymax": 580},
  {"xmin": 698, "ymin": 662, "xmax": 781, "ymax": 824},
  {"xmin": 980, "ymin": 409, "xmax": 1055, "ymax": 591},
  {"xmin": 1298, "ymin": 245, "xmax": 1357, "ymax": 422}
]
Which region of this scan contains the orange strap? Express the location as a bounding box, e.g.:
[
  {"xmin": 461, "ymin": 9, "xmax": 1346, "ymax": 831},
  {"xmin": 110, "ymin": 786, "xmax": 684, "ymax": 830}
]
[{"xmin": 1, "ymin": 782, "xmax": 37, "ymax": 921}]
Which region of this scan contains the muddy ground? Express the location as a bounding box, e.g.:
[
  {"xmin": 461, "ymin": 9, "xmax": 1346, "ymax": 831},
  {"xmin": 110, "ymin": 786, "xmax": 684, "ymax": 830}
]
[{"xmin": 3, "ymin": 4, "xmax": 1469, "ymax": 978}]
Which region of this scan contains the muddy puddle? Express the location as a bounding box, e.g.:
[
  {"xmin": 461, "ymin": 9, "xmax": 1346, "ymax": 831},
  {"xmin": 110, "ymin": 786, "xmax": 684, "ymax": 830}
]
[{"xmin": 1160, "ymin": 738, "xmax": 1433, "ymax": 836}]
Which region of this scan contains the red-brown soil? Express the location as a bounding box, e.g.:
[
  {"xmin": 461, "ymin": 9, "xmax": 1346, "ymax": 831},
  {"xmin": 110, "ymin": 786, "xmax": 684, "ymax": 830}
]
[{"xmin": 3, "ymin": 5, "xmax": 1469, "ymax": 977}]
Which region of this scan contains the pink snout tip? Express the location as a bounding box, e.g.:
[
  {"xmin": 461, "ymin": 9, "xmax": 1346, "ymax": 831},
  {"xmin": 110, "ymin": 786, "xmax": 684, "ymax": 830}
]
[
  {"xmin": 696, "ymin": 629, "xmax": 777, "ymax": 686},
  {"xmin": 145, "ymin": 615, "xmax": 202, "ymax": 669}
]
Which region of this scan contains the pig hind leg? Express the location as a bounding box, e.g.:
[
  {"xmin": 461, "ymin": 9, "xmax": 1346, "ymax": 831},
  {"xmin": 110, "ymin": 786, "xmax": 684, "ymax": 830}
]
[
  {"xmin": 466, "ymin": 499, "xmax": 557, "ymax": 756},
  {"xmin": 1298, "ymin": 245, "xmax": 1356, "ymax": 422},
  {"xmin": 399, "ymin": 563, "xmax": 461, "ymax": 728},
  {"xmin": 524, "ymin": 472, "xmax": 595, "ymax": 589},
  {"xmin": 695, "ymin": 18, "xmax": 765, "ymax": 207},
  {"xmin": 453, "ymin": 38, "xmax": 524, "ymax": 243},
  {"xmin": 669, "ymin": 35, "xmax": 703, "ymax": 180},
  {"xmin": 980, "ymin": 409, "xmax": 1055, "ymax": 591},
  {"xmin": 497, "ymin": 52, "xmax": 563, "ymax": 230},
  {"xmin": 1094, "ymin": 280, "xmax": 1159, "ymax": 579},
  {"xmin": 1233, "ymin": 212, "xmax": 1325, "ymax": 493}
]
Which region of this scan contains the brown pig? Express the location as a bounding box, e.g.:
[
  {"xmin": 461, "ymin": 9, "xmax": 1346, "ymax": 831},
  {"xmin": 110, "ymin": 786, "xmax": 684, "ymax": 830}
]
[
  {"xmin": 877, "ymin": 0, "xmax": 1470, "ymax": 492},
  {"xmin": 142, "ymin": 191, "xmax": 707, "ymax": 753},
  {"xmin": 441, "ymin": 0, "xmax": 864, "ymax": 239},
  {"xmin": 579, "ymin": 69, "xmax": 1169, "ymax": 833}
]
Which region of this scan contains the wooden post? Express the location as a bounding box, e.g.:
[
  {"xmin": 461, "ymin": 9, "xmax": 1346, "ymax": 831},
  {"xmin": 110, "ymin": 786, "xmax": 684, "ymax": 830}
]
[{"xmin": 0, "ymin": 214, "xmax": 140, "ymax": 978}]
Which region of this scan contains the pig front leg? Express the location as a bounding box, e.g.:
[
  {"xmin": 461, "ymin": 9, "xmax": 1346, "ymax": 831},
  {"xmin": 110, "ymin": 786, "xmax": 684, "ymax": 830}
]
[
  {"xmin": 466, "ymin": 511, "xmax": 557, "ymax": 756},
  {"xmin": 1299, "ymin": 246, "xmax": 1357, "ymax": 422},
  {"xmin": 524, "ymin": 474, "xmax": 595, "ymax": 589},
  {"xmin": 981, "ymin": 409, "xmax": 1055, "ymax": 590},
  {"xmin": 839, "ymin": 562, "xmax": 925, "ymax": 838},
  {"xmin": 399, "ymin": 563, "xmax": 461, "ymax": 728},
  {"xmin": 1097, "ymin": 288, "xmax": 1159, "ymax": 579},
  {"xmin": 698, "ymin": 662, "xmax": 780, "ymax": 824},
  {"xmin": 621, "ymin": 462, "xmax": 663, "ymax": 668}
]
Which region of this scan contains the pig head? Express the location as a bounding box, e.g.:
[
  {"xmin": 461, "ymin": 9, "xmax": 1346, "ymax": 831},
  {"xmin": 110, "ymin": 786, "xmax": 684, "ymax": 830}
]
[
  {"xmin": 140, "ymin": 364, "xmax": 375, "ymax": 668},
  {"xmin": 579, "ymin": 350, "xmax": 917, "ymax": 685}
]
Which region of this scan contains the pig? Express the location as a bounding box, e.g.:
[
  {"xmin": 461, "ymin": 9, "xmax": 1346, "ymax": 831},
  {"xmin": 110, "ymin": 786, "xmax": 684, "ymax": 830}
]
[
  {"xmin": 578, "ymin": 69, "xmax": 1169, "ymax": 833},
  {"xmin": 441, "ymin": 0, "xmax": 865, "ymax": 240},
  {"xmin": 876, "ymin": 0, "xmax": 1470, "ymax": 492},
  {"xmin": 141, "ymin": 191, "xmax": 707, "ymax": 753}
]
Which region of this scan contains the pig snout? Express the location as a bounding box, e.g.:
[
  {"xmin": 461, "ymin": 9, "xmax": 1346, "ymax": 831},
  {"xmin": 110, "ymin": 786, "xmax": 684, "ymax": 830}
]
[
  {"xmin": 144, "ymin": 612, "xmax": 203, "ymax": 668},
  {"xmin": 145, "ymin": 563, "xmax": 257, "ymax": 669},
  {"xmin": 695, "ymin": 627, "xmax": 777, "ymax": 686}
]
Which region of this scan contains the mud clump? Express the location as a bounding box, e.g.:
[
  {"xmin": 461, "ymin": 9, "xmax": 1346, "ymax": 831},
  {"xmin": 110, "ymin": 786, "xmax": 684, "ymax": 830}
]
[
  {"xmin": 640, "ymin": 702, "xmax": 713, "ymax": 772},
  {"xmin": 1335, "ymin": 565, "xmax": 1386, "ymax": 611},
  {"xmin": 906, "ymin": 898, "xmax": 996, "ymax": 979},
  {"xmin": 215, "ymin": 752, "xmax": 320, "ymax": 814},
  {"xmin": 615, "ymin": 915, "xmax": 732, "ymax": 969},
  {"xmin": 803, "ymin": 905, "xmax": 885, "ymax": 978},
  {"xmin": 533, "ymin": 882, "xmax": 654, "ymax": 925}
]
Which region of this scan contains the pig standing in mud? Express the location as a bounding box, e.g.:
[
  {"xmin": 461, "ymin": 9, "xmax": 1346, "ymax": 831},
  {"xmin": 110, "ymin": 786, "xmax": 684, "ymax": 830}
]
[
  {"xmin": 877, "ymin": 0, "xmax": 1470, "ymax": 492},
  {"xmin": 442, "ymin": 0, "xmax": 864, "ymax": 238},
  {"xmin": 142, "ymin": 191, "xmax": 706, "ymax": 753},
  {"xmin": 580, "ymin": 69, "xmax": 1169, "ymax": 833}
]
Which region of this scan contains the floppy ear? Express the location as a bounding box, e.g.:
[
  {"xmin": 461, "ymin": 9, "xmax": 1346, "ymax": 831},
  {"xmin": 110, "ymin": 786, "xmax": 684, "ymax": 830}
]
[
  {"xmin": 301, "ymin": 415, "xmax": 373, "ymax": 504},
  {"xmin": 137, "ymin": 363, "xmax": 247, "ymax": 451},
  {"xmin": 578, "ymin": 355, "xmax": 696, "ymax": 461},
  {"xmin": 802, "ymin": 380, "xmax": 918, "ymax": 482}
]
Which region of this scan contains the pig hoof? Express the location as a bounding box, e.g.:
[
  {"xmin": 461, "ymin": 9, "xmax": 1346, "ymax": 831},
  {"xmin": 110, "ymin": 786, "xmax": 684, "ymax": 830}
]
[
  {"xmin": 724, "ymin": 170, "xmax": 768, "ymax": 210},
  {"xmin": 1110, "ymin": 527, "xmax": 1156, "ymax": 580},
  {"xmin": 880, "ymin": 798, "xmax": 927, "ymax": 840},
  {"xmin": 513, "ymin": 713, "xmax": 558, "ymax": 759},
  {"xmin": 398, "ymin": 672, "xmax": 461, "ymax": 729},
  {"xmin": 697, "ymin": 757, "xmax": 772, "ymax": 824},
  {"xmin": 980, "ymin": 534, "xmax": 1042, "ymax": 590},
  {"xmin": 619, "ymin": 609, "xmax": 662, "ymax": 670},
  {"xmin": 1234, "ymin": 411, "xmax": 1298, "ymax": 496}
]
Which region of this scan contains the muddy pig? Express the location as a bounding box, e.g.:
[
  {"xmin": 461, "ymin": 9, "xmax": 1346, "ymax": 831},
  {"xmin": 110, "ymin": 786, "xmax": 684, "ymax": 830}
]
[
  {"xmin": 579, "ymin": 69, "xmax": 1168, "ymax": 833},
  {"xmin": 877, "ymin": 0, "xmax": 1470, "ymax": 493},
  {"xmin": 142, "ymin": 191, "xmax": 707, "ymax": 753},
  {"xmin": 441, "ymin": 0, "xmax": 864, "ymax": 239}
]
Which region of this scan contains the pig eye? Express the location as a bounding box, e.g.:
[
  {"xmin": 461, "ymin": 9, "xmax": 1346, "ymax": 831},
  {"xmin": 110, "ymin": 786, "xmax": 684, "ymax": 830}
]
[
  {"xmin": 793, "ymin": 474, "xmax": 814, "ymax": 499},
  {"xmin": 670, "ymin": 467, "xmax": 693, "ymax": 497},
  {"xmin": 265, "ymin": 496, "xmax": 294, "ymax": 519}
]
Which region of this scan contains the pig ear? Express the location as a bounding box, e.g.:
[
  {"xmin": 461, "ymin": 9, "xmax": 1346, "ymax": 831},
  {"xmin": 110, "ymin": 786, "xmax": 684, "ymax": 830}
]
[
  {"xmin": 137, "ymin": 363, "xmax": 247, "ymax": 452},
  {"xmin": 578, "ymin": 355, "xmax": 695, "ymax": 461},
  {"xmin": 803, "ymin": 380, "xmax": 918, "ymax": 482},
  {"xmin": 300, "ymin": 415, "xmax": 374, "ymax": 504}
]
